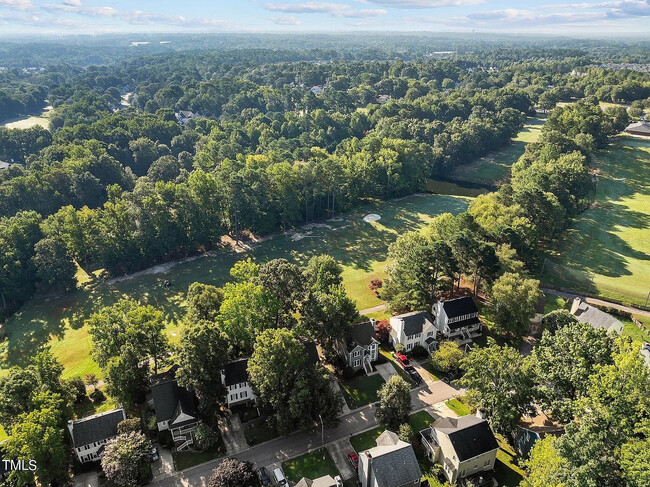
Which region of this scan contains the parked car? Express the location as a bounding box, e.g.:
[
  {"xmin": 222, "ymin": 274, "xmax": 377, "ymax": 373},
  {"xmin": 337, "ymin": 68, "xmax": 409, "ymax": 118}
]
[
  {"xmin": 273, "ymin": 467, "xmax": 288, "ymax": 486},
  {"xmin": 258, "ymin": 467, "xmax": 271, "ymax": 486},
  {"xmin": 406, "ymin": 366, "xmax": 423, "ymax": 385},
  {"xmin": 393, "ymin": 352, "xmax": 410, "ymax": 368},
  {"xmin": 347, "ymin": 451, "xmax": 359, "ymax": 470},
  {"xmin": 334, "ymin": 475, "xmax": 343, "ymax": 487},
  {"xmin": 150, "ymin": 445, "xmax": 159, "ymax": 462}
]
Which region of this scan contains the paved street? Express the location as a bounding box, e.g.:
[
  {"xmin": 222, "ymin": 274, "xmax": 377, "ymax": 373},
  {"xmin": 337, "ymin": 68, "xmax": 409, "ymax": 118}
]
[{"xmin": 150, "ymin": 380, "xmax": 462, "ymax": 486}]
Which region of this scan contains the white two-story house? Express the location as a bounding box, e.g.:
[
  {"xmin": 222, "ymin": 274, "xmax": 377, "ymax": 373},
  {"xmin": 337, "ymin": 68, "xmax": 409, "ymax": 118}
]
[
  {"xmin": 222, "ymin": 358, "xmax": 257, "ymax": 408},
  {"xmin": 68, "ymin": 408, "xmax": 126, "ymax": 463},
  {"xmin": 339, "ymin": 320, "xmax": 380, "ymax": 374},
  {"xmin": 389, "ymin": 311, "xmax": 438, "ymax": 353},
  {"xmin": 432, "ymin": 296, "xmax": 482, "ymax": 346},
  {"xmin": 420, "ymin": 414, "xmax": 499, "ymax": 485}
]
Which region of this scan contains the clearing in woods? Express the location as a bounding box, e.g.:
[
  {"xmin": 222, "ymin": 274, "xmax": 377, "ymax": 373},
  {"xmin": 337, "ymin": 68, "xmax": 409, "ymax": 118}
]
[{"xmin": 0, "ymin": 193, "xmax": 470, "ymax": 380}]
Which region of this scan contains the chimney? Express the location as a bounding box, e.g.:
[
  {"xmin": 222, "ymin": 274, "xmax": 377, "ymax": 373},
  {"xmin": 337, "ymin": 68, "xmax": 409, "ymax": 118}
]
[
  {"xmin": 570, "ymin": 297, "xmax": 581, "ymax": 316},
  {"xmin": 365, "ymin": 451, "xmax": 372, "ymax": 487},
  {"xmin": 370, "ymin": 318, "xmax": 377, "ymax": 330},
  {"xmin": 475, "ymin": 408, "xmax": 486, "ymax": 420}
]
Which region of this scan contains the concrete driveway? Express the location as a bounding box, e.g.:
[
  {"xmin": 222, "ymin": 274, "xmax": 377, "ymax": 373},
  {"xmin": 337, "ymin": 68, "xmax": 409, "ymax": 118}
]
[
  {"xmin": 328, "ymin": 438, "xmax": 357, "ymax": 481},
  {"xmin": 73, "ymin": 471, "xmax": 99, "ymax": 487},
  {"xmin": 375, "ymin": 363, "xmax": 397, "ymax": 382}
]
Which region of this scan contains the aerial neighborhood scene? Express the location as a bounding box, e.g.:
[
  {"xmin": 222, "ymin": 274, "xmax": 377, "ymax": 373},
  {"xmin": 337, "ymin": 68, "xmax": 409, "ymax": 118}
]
[{"xmin": 1, "ymin": 1, "xmax": 650, "ymax": 487}]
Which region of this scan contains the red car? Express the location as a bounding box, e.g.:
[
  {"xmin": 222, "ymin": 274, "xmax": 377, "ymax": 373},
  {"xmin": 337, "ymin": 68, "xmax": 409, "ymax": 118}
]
[
  {"xmin": 347, "ymin": 451, "xmax": 359, "ymax": 470},
  {"xmin": 394, "ymin": 352, "xmax": 410, "ymax": 368}
]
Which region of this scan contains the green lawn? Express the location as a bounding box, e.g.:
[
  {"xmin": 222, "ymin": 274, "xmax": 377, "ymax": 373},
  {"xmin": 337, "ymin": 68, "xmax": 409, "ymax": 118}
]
[
  {"xmin": 339, "ymin": 374, "xmax": 385, "ymax": 409},
  {"xmin": 622, "ymin": 317, "xmax": 650, "ymax": 343},
  {"xmin": 282, "ymin": 448, "xmax": 340, "ymax": 483},
  {"xmin": 172, "ymin": 442, "xmax": 225, "ymax": 471},
  {"xmin": 542, "ymin": 137, "xmax": 650, "ymax": 308},
  {"xmin": 544, "ymin": 293, "xmax": 568, "ymax": 314},
  {"xmin": 445, "ymin": 397, "xmax": 472, "ymax": 416},
  {"xmin": 243, "ymin": 419, "xmax": 279, "ymax": 446},
  {"xmin": 1, "ymin": 193, "xmax": 470, "ymax": 379},
  {"xmin": 495, "ymin": 435, "xmax": 526, "ymax": 487},
  {"xmin": 349, "ymin": 411, "xmax": 436, "ymax": 452},
  {"xmin": 446, "ymin": 116, "xmax": 545, "ymax": 186}
]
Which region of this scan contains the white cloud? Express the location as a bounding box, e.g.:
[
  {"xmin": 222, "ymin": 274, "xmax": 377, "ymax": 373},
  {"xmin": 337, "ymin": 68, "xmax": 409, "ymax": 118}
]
[
  {"xmin": 270, "ymin": 15, "xmax": 301, "ymax": 24},
  {"xmin": 0, "ymin": 0, "xmax": 32, "ymax": 11},
  {"xmin": 334, "ymin": 8, "xmax": 387, "ymax": 16},
  {"xmin": 367, "ymin": 0, "xmax": 483, "ymax": 7},
  {"xmin": 264, "ymin": 2, "xmax": 351, "ymax": 13}
]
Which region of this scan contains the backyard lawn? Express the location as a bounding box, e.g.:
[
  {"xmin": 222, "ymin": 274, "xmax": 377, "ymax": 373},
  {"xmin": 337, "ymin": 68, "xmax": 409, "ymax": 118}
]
[
  {"xmin": 542, "ymin": 136, "xmax": 650, "ymax": 308},
  {"xmin": 282, "ymin": 448, "xmax": 340, "ymax": 483},
  {"xmin": 339, "ymin": 374, "xmax": 385, "ymax": 409},
  {"xmin": 0, "ymin": 193, "xmax": 470, "ymax": 379}
]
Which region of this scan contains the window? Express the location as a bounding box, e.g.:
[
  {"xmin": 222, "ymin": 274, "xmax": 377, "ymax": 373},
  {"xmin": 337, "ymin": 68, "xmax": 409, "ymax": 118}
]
[
  {"xmin": 484, "ymin": 460, "xmax": 490, "ymax": 466},
  {"xmin": 354, "ymin": 350, "xmax": 360, "ymax": 357},
  {"xmin": 427, "ymin": 331, "xmax": 433, "ymax": 336},
  {"xmin": 460, "ymin": 470, "xmax": 465, "ymax": 477},
  {"xmin": 474, "ymin": 465, "xmax": 478, "ymax": 470},
  {"xmin": 406, "ymin": 343, "xmax": 413, "ymax": 351},
  {"xmin": 354, "ymin": 359, "xmax": 361, "ymax": 367}
]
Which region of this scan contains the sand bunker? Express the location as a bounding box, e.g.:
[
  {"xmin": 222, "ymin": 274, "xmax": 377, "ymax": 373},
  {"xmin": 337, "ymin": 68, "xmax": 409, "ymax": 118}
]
[{"xmin": 363, "ymin": 214, "xmax": 381, "ymax": 222}]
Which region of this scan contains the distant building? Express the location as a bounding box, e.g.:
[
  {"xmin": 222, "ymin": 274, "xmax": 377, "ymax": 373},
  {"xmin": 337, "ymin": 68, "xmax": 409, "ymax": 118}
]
[
  {"xmin": 531, "ymin": 295, "xmax": 547, "ymax": 325},
  {"xmin": 310, "ymin": 85, "xmax": 324, "ymax": 95},
  {"xmin": 432, "ymin": 296, "xmax": 482, "ymax": 346},
  {"xmin": 420, "ymin": 414, "xmax": 499, "ymax": 485},
  {"xmin": 0, "ymin": 161, "xmax": 11, "ymax": 170},
  {"xmin": 222, "ymin": 358, "xmax": 257, "ymax": 408},
  {"xmin": 376, "ymin": 95, "xmax": 391, "ymax": 105},
  {"xmin": 175, "ymin": 110, "xmax": 196, "ymax": 127},
  {"xmin": 68, "ymin": 408, "xmax": 126, "ymax": 463},
  {"xmin": 339, "ymin": 320, "xmax": 380, "ymax": 373},
  {"xmin": 389, "ymin": 311, "xmax": 438, "ymax": 353},
  {"xmin": 359, "ymin": 430, "xmax": 422, "ymax": 487},
  {"xmin": 624, "ymin": 121, "xmax": 650, "ymax": 137},
  {"xmin": 295, "ymin": 475, "xmax": 341, "ymax": 487},
  {"xmin": 150, "ymin": 366, "xmax": 199, "ymax": 451},
  {"xmin": 570, "ymin": 297, "xmax": 624, "ymax": 334}
]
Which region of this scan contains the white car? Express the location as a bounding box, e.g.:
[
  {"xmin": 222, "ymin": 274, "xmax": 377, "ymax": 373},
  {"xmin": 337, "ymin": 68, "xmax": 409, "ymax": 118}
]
[{"xmin": 273, "ymin": 467, "xmax": 287, "ymax": 486}]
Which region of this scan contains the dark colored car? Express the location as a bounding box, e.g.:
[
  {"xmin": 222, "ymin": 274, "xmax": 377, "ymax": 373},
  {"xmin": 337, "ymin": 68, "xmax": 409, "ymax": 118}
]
[
  {"xmin": 347, "ymin": 451, "xmax": 359, "ymax": 470},
  {"xmin": 406, "ymin": 366, "xmax": 423, "ymax": 385},
  {"xmin": 258, "ymin": 467, "xmax": 271, "ymax": 486},
  {"xmin": 150, "ymin": 446, "xmax": 159, "ymax": 462}
]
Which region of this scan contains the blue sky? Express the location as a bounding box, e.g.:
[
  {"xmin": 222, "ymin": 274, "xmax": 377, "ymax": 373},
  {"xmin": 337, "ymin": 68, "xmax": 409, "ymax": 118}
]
[{"xmin": 1, "ymin": 0, "xmax": 649, "ymax": 35}]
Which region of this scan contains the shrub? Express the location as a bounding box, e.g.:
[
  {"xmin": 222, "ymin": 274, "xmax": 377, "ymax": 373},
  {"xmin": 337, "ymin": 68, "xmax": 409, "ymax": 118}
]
[
  {"xmin": 194, "ymin": 421, "xmax": 220, "ymax": 452},
  {"xmin": 398, "ymin": 423, "xmax": 414, "ymax": 443},
  {"xmin": 375, "ymin": 320, "xmax": 392, "ymax": 343},
  {"xmin": 395, "ymin": 343, "xmax": 406, "ymax": 354},
  {"xmin": 67, "ymin": 376, "xmax": 87, "ymax": 402},
  {"xmin": 90, "ymin": 389, "xmax": 106, "ymax": 403},
  {"xmin": 118, "ymin": 418, "xmax": 142, "ymax": 434}
]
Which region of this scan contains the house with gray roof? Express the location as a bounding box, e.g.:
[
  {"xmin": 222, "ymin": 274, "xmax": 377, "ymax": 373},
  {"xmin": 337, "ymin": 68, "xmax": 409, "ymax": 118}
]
[
  {"xmin": 570, "ymin": 297, "xmax": 623, "ymax": 334},
  {"xmin": 67, "ymin": 408, "xmax": 126, "ymax": 463},
  {"xmin": 222, "ymin": 357, "xmax": 257, "ymax": 408},
  {"xmin": 295, "ymin": 475, "xmax": 342, "ymax": 487},
  {"xmin": 389, "ymin": 311, "xmax": 438, "ymax": 353},
  {"xmin": 624, "ymin": 120, "xmax": 650, "ymax": 137},
  {"xmin": 150, "ymin": 366, "xmax": 199, "ymax": 451},
  {"xmin": 432, "ymin": 296, "xmax": 482, "ymax": 346},
  {"xmin": 420, "ymin": 414, "xmax": 499, "ymax": 484},
  {"xmin": 358, "ymin": 429, "xmax": 422, "ymax": 487},
  {"xmin": 0, "ymin": 161, "xmax": 11, "ymax": 170},
  {"xmin": 339, "ymin": 320, "xmax": 380, "ymax": 374}
]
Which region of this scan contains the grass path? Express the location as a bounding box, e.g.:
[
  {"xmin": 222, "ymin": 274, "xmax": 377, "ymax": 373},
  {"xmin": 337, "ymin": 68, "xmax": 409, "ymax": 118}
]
[
  {"xmin": 0, "ymin": 193, "xmax": 470, "ymax": 379},
  {"xmin": 542, "ymin": 136, "xmax": 650, "ymax": 308},
  {"xmin": 446, "ymin": 116, "xmax": 545, "ymax": 186}
]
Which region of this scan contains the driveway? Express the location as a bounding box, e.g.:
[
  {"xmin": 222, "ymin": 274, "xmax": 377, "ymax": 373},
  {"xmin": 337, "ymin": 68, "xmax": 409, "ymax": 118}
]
[
  {"xmin": 220, "ymin": 415, "xmax": 248, "ymax": 454},
  {"xmin": 375, "ymin": 363, "xmax": 397, "ymax": 382},
  {"xmin": 328, "ymin": 438, "xmax": 357, "ymax": 480},
  {"xmin": 73, "ymin": 471, "xmax": 99, "ymax": 487},
  {"xmin": 152, "ymin": 445, "xmax": 175, "ymax": 480}
]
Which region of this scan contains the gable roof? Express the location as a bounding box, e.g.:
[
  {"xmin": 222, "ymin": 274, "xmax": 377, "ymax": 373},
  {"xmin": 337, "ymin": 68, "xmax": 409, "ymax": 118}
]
[
  {"xmin": 295, "ymin": 476, "xmax": 338, "ymax": 487},
  {"xmin": 223, "ymin": 358, "xmax": 249, "ymax": 386},
  {"xmin": 69, "ymin": 409, "xmax": 126, "ymax": 447},
  {"xmin": 570, "ymin": 298, "xmax": 623, "ymax": 334},
  {"xmin": 433, "ymin": 415, "xmax": 499, "ymax": 462},
  {"xmin": 0, "ymin": 161, "xmax": 11, "ymax": 170},
  {"xmin": 393, "ymin": 311, "xmax": 434, "ymax": 336},
  {"xmin": 625, "ymin": 121, "xmax": 650, "ymax": 134},
  {"xmin": 344, "ymin": 321, "xmax": 379, "ymax": 352},
  {"xmin": 441, "ymin": 296, "xmax": 479, "ymax": 319},
  {"xmin": 151, "ymin": 367, "xmax": 198, "ymax": 424},
  {"xmin": 365, "ymin": 434, "xmax": 422, "ymax": 487}
]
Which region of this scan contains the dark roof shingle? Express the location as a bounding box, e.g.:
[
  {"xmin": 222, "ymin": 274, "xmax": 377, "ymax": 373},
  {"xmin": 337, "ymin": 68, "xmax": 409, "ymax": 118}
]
[
  {"xmin": 433, "ymin": 415, "xmax": 499, "ymax": 462},
  {"xmin": 441, "ymin": 296, "xmax": 479, "ymax": 319},
  {"xmin": 69, "ymin": 409, "xmax": 126, "ymax": 447},
  {"xmin": 344, "ymin": 321, "xmax": 379, "ymax": 352},
  {"xmin": 223, "ymin": 358, "xmax": 249, "ymax": 386}
]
